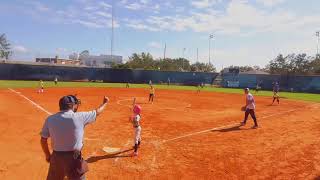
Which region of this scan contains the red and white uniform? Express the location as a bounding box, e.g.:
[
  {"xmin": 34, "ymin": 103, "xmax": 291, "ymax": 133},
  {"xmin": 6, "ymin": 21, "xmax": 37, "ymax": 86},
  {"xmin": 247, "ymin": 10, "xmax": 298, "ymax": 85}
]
[{"xmin": 132, "ymin": 114, "xmax": 141, "ymax": 144}]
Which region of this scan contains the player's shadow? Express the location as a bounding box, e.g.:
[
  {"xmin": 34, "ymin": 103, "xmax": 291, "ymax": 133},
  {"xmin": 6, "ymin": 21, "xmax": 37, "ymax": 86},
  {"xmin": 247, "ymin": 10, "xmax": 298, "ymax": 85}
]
[
  {"xmin": 211, "ymin": 125, "xmax": 242, "ymax": 133},
  {"xmin": 211, "ymin": 124, "xmax": 254, "ymax": 133},
  {"xmin": 86, "ymin": 148, "xmax": 133, "ymax": 163}
]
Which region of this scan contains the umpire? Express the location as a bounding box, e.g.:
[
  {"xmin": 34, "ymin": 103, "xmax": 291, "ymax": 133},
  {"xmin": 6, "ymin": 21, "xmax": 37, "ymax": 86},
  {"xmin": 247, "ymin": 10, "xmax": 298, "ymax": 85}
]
[{"xmin": 40, "ymin": 95, "xmax": 109, "ymax": 180}]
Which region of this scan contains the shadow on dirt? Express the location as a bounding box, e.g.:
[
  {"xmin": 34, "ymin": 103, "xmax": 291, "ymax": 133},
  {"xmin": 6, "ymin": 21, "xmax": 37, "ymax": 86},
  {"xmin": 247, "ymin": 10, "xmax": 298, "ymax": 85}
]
[
  {"xmin": 211, "ymin": 124, "xmax": 256, "ymax": 133},
  {"xmin": 86, "ymin": 148, "xmax": 133, "ymax": 163}
]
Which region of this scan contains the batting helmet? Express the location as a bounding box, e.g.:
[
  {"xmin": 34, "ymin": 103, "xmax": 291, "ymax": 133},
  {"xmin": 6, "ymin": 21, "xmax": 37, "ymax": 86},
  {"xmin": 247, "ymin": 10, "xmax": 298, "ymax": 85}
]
[{"xmin": 133, "ymin": 104, "xmax": 141, "ymax": 114}]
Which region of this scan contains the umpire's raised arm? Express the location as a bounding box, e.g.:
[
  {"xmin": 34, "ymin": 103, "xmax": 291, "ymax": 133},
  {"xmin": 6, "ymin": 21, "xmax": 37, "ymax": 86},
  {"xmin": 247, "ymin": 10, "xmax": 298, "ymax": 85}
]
[
  {"xmin": 39, "ymin": 95, "xmax": 110, "ymax": 180},
  {"xmin": 96, "ymin": 96, "xmax": 109, "ymax": 116}
]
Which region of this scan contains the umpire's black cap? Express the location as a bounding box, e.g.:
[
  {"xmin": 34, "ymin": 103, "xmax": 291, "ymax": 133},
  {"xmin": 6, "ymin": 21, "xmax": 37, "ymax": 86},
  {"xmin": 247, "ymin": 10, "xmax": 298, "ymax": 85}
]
[{"xmin": 59, "ymin": 95, "xmax": 81, "ymax": 110}]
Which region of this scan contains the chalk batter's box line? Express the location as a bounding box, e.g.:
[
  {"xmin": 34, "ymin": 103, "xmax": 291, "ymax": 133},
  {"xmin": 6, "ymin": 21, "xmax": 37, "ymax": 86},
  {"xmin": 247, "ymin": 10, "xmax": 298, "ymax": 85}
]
[{"xmin": 8, "ymin": 88, "xmax": 319, "ymax": 145}]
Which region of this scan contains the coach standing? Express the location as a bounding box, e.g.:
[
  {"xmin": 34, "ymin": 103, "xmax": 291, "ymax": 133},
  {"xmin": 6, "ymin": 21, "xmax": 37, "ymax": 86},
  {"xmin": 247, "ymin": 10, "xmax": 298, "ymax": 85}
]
[{"xmin": 40, "ymin": 95, "xmax": 109, "ymax": 180}]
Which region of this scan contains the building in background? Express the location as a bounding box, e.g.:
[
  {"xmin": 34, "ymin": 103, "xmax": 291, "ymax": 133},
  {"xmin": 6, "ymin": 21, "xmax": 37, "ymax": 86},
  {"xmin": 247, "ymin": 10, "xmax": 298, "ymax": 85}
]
[
  {"xmin": 79, "ymin": 54, "xmax": 122, "ymax": 67},
  {"xmin": 36, "ymin": 56, "xmax": 80, "ymax": 65}
]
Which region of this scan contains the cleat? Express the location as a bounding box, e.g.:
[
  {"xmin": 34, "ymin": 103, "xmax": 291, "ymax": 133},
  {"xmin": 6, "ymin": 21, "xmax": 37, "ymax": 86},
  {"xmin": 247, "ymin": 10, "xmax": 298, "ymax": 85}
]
[{"xmin": 240, "ymin": 122, "xmax": 246, "ymax": 126}]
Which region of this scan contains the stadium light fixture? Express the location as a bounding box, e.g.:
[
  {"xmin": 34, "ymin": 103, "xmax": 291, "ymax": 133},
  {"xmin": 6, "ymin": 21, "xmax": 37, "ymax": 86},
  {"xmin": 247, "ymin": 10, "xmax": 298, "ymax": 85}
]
[
  {"xmin": 316, "ymin": 31, "xmax": 320, "ymax": 56},
  {"xmin": 197, "ymin": 48, "xmax": 199, "ymax": 62},
  {"xmin": 110, "ymin": 0, "xmax": 115, "ymax": 64},
  {"xmin": 182, "ymin": 48, "xmax": 186, "ymax": 71},
  {"xmin": 209, "ymin": 34, "xmax": 214, "ymax": 65}
]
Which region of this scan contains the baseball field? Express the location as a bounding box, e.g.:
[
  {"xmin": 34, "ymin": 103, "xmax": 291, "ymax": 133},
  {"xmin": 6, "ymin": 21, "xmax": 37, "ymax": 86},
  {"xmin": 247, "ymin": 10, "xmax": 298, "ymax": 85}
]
[{"xmin": 0, "ymin": 80, "xmax": 320, "ymax": 179}]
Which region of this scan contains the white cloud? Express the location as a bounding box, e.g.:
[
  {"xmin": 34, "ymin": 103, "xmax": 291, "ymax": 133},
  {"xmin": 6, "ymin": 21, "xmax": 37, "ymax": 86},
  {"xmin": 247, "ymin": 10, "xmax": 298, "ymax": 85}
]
[
  {"xmin": 153, "ymin": 4, "xmax": 160, "ymax": 10},
  {"xmin": 140, "ymin": 0, "xmax": 149, "ymax": 4},
  {"xmin": 120, "ymin": 0, "xmax": 128, "ymax": 4},
  {"xmin": 176, "ymin": 7, "xmax": 185, "ymax": 13},
  {"xmin": 13, "ymin": 45, "xmax": 28, "ymax": 53},
  {"xmin": 32, "ymin": 2, "xmax": 50, "ymax": 12},
  {"xmin": 99, "ymin": 1, "xmax": 111, "ymax": 9},
  {"xmin": 256, "ymin": 0, "xmax": 286, "ymax": 7},
  {"xmin": 127, "ymin": 0, "xmax": 320, "ymax": 37},
  {"xmin": 125, "ymin": 3, "xmax": 142, "ymax": 10},
  {"xmin": 164, "ymin": 1, "xmax": 173, "ymax": 8},
  {"xmin": 95, "ymin": 11, "xmax": 111, "ymax": 18},
  {"xmin": 126, "ymin": 20, "xmax": 159, "ymax": 31},
  {"xmin": 22, "ymin": 0, "xmax": 118, "ymax": 29},
  {"xmin": 72, "ymin": 19, "xmax": 104, "ymax": 28},
  {"xmin": 84, "ymin": 6, "xmax": 98, "ymax": 11},
  {"xmin": 148, "ymin": 42, "xmax": 162, "ymax": 49},
  {"xmin": 190, "ymin": 0, "xmax": 221, "ymax": 9}
]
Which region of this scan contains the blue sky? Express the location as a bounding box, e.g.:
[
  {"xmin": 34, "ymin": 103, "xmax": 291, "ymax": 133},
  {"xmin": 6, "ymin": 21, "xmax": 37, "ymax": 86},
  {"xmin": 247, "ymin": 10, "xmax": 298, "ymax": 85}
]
[{"xmin": 1, "ymin": 0, "xmax": 320, "ymax": 69}]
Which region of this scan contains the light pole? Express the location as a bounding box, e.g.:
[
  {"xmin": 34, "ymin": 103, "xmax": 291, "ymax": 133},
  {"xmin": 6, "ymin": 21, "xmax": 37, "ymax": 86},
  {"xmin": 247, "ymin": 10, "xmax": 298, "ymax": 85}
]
[
  {"xmin": 163, "ymin": 43, "xmax": 166, "ymax": 60},
  {"xmin": 209, "ymin": 34, "xmax": 214, "ymax": 65},
  {"xmin": 197, "ymin": 48, "xmax": 199, "ymax": 62},
  {"xmin": 182, "ymin": 47, "xmax": 186, "ymax": 70},
  {"xmin": 110, "ymin": 0, "xmax": 114, "ymax": 63},
  {"xmin": 316, "ymin": 31, "xmax": 320, "ymax": 56}
]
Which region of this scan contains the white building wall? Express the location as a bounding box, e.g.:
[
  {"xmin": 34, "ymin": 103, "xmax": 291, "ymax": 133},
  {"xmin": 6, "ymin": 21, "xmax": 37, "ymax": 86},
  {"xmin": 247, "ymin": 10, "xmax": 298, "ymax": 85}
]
[{"xmin": 81, "ymin": 55, "xmax": 122, "ymax": 67}]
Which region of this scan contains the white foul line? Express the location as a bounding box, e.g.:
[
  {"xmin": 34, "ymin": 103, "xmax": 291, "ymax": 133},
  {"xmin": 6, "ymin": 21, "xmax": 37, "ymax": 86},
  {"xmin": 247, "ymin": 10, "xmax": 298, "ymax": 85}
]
[
  {"xmin": 162, "ymin": 103, "xmax": 319, "ymax": 143},
  {"xmin": 8, "ymin": 88, "xmax": 103, "ymax": 142},
  {"xmin": 8, "ymin": 88, "xmax": 52, "ymax": 115},
  {"xmin": 8, "ymin": 88, "xmax": 319, "ymax": 145},
  {"xmin": 162, "ymin": 123, "xmax": 240, "ymax": 143}
]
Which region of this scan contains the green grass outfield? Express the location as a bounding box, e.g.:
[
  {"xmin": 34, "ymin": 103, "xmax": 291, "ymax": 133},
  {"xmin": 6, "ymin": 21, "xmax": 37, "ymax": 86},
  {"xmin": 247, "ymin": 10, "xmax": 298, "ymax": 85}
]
[{"xmin": 0, "ymin": 80, "xmax": 319, "ymax": 103}]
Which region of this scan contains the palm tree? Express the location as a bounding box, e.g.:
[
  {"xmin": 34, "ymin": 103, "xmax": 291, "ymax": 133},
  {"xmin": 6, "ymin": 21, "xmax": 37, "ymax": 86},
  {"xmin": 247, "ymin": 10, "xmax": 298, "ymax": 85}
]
[{"xmin": 0, "ymin": 34, "xmax": 12, "ymax": 60}]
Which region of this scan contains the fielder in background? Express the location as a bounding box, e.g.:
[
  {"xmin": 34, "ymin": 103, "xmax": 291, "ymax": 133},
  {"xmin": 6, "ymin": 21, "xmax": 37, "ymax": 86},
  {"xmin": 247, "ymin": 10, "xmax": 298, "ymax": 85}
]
[
  {"xmin": 38, "ymin": 80, "xmax": 44, "ymax": 93},
  {"xmin": 255, "ymin": 80, "xmax": 262, "ymax": 93},
  {"xmin": 149, "ymin": 85, "xmax": 155, "ymax": 103},
  {"xmin": 130, "ymin": 103, "xmax": 142, "ymax": 156},
  {"xmin": 240, "ymin": 88, "xmax": 259, "ymax": 128},
  {"xmin": 272, "ymin": 82, "xmax": 280, "ymax": 105},
  {"xmin": 197, "ymin": 84, "xmax": 201, "ymax": 93},
  {"xmin": 54, "ymin": 77, "xmax": 58, "ymax": 85}
]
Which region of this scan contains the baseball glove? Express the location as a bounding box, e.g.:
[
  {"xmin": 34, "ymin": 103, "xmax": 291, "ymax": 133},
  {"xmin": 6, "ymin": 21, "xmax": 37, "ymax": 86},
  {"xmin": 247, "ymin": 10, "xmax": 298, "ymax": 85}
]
[{"xmin": 241, "ymin": 106, "xmax": 246, "ymax": 111}]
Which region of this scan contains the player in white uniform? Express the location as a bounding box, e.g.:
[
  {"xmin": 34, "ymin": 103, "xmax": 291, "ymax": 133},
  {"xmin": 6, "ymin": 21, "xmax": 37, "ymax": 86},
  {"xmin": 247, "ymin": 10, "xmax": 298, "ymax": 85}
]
[
  {"xmin": 130, "ymin": 104, "xmax": 142, "ymax": 156},
  {"xmin": 38, "ymin": 80, "xmax": 44, "ymax": 93},
  {"xmin": 54, "ymin": 77, "xmax": 58, "ymax": 85},
  {"xmin": 240, "ymin": 88, "xmax": 258, "ymax": 128}
]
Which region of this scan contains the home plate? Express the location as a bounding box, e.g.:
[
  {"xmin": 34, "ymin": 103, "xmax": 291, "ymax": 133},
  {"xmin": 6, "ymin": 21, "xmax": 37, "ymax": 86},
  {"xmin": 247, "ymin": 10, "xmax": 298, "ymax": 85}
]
[{"xmin": 102, "ymin": 147, "xmax": 121, "ymax": 153}]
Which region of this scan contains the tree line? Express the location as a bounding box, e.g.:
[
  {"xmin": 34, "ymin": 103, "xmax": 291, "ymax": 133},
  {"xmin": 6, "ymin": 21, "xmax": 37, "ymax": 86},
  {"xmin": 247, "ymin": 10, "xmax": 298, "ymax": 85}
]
[
  {"xmin": 112, "ymin": 52, "xmax": 216, "ymax": 72},
  {"xmin": 2, "ymin": 33, "xmax": 320, "ymax": 74},
  {"xmin": 0, "ymin": 34, "xmax": 12, "ymax": 60},
  {"xmin": 266, "ymin": 53, "xmax": 320, "ymax": 75}
]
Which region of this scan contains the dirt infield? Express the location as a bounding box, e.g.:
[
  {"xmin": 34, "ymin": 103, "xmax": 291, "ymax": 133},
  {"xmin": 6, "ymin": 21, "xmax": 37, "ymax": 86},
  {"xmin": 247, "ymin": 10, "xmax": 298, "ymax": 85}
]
[{"xmin": 0, "ymin": 87, "xmax": 320, "ymax": 179}]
